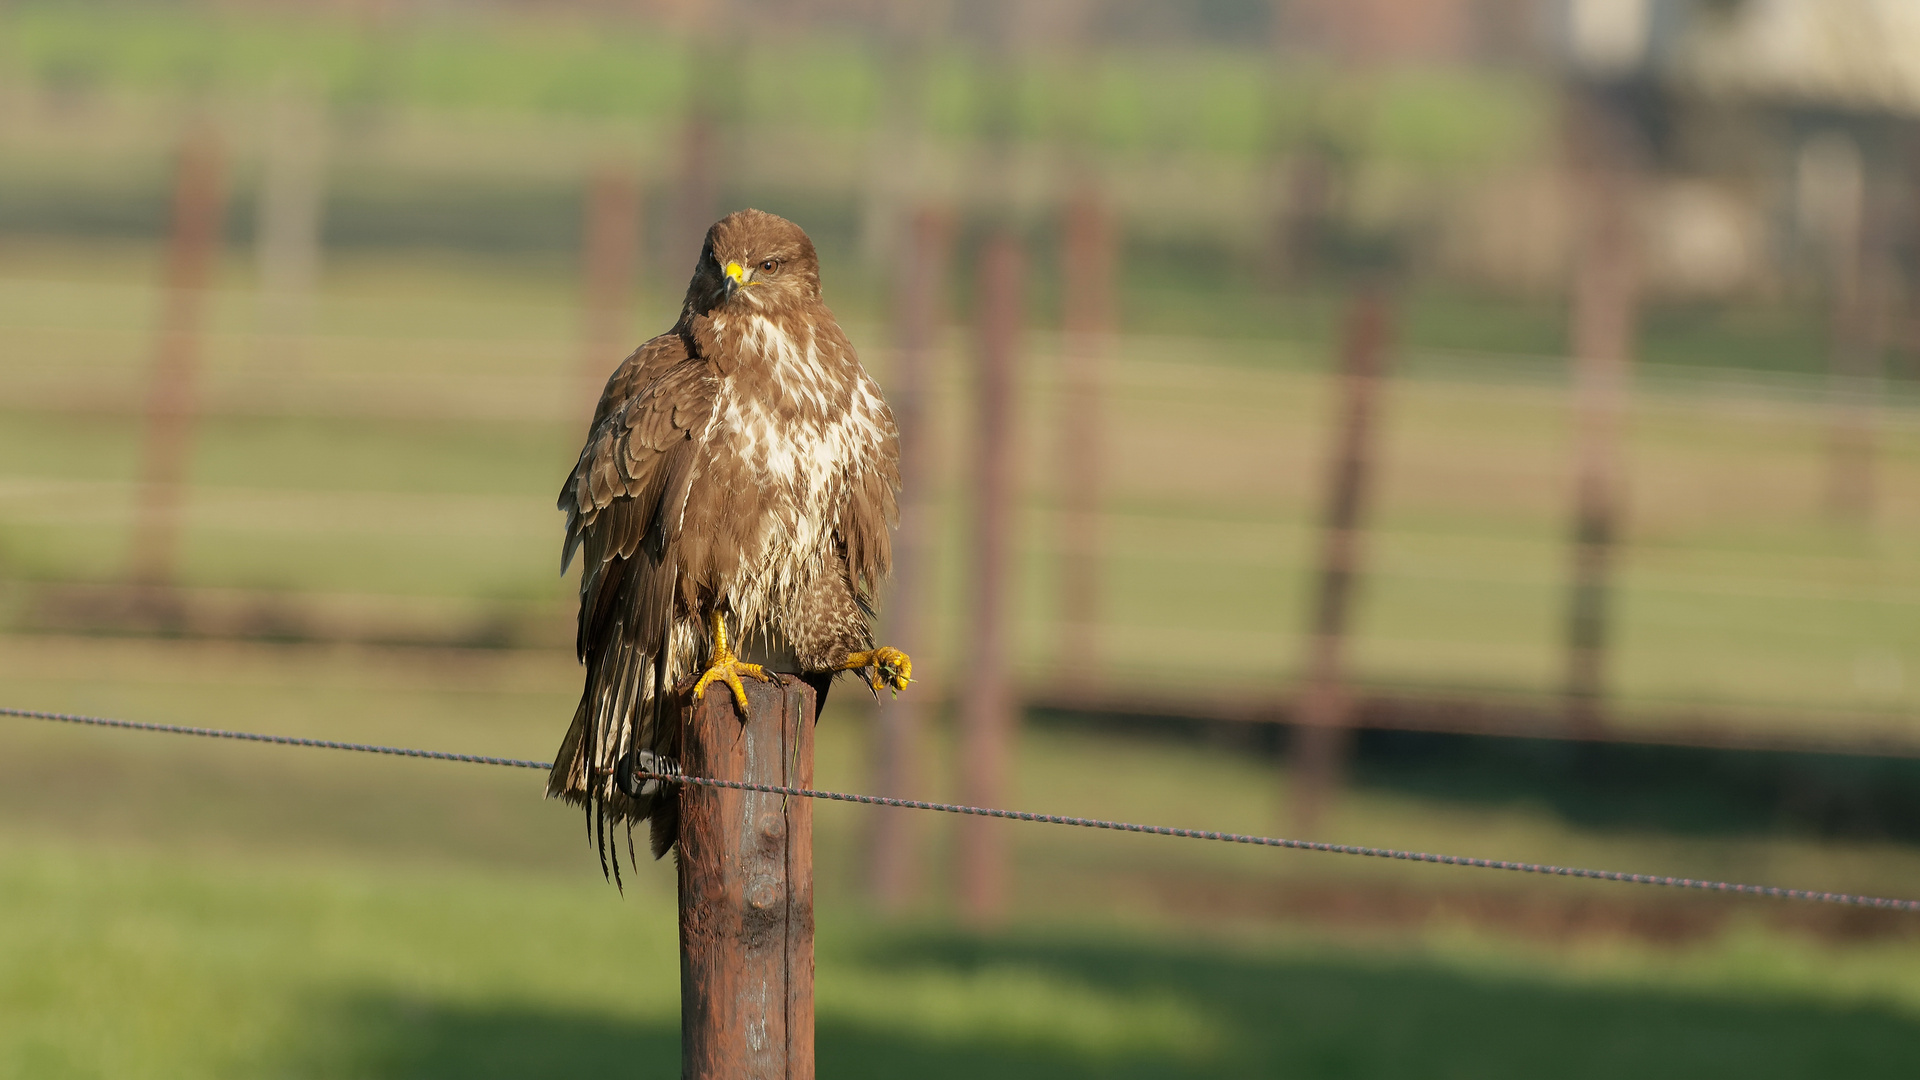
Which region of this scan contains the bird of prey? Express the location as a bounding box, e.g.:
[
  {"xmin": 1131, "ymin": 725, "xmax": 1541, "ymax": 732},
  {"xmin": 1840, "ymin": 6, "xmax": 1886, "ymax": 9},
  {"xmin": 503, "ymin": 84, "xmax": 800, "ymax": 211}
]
[{"xmin": 548, "ymin": 209, "xmax": 911, "ymax": 871}]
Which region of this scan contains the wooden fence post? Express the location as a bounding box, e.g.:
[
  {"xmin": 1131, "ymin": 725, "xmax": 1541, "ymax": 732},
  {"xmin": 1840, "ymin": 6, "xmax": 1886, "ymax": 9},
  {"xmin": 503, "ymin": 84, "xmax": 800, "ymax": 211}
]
[
  {"xmin": 671, "ymin": 111, "xmax": 717, "ymax": 275},
  {"xmin": 865, "ymin": 206, "xmax": 949, "ymax": 913},
  {"xmin": 579, "ymin": 161, "xmax": 642, "ymax": 403},
  {"xmin": 1289, "ymin": 287, "xmax": 1391, "ymax": 833},
  {"xmin": 667, "ymin": 28, "xmax": 729, "ymax": 279},
  {"xmin": 1056, "ymin": 182, "xmax": 1113, "ymax": 684},
  {"xmin": 678, "ymin": 676, "xmax": 815, "ymax": 1080},
  {"xmin": 253, "ymin": 76, "xmax": 326, "ymax": 371},
  {"xmin": 958, "ymin": 232, "xmax": 1023, "ymax": 927},
  {"xmin": 1815, "ymin": 136, "xmax": 1885, "ymax": 522},
  {"xmin": 132, "ymin": 124, "xmax": 226, "ymax": 588},
  {"xmin": 1563, "ymin": 88, "xmax": 1641, "ymax": 741}
]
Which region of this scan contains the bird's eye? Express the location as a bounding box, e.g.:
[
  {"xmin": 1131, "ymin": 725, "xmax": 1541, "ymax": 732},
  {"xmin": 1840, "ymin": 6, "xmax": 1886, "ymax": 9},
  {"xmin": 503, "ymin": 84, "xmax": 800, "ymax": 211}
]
[{"xmin": 759, "ymin": 259, "xmax": 778, "ymax": 273}]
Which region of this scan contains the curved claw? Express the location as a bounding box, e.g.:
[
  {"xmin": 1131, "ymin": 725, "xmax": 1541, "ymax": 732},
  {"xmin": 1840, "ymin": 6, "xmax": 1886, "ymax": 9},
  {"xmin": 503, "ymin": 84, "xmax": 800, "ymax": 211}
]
[{"xmin": 838, "ymin": 646, "xmax": 913, "ymax": 698}]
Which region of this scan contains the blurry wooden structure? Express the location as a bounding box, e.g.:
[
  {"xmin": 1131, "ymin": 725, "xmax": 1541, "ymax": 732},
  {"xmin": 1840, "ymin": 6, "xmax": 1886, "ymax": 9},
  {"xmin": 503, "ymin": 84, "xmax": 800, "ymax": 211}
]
[
  {"xmin": 865, "ymin": 207, "xmax": 950, "ymax": 913},
  {"xmin": 859, "ymin": 0, "xmax": 943, "ymax": 915},
  {"xmin": 958, "ymin": 232, "xmax": 1023, "ymax": 927},
  {"xmin": 953, "ymin": 0, "xmax": 1028, "ymax": 927},
  {"xmin": 1566, "ymin": 1, "xmax": 1920, "ymax": 530},
  {"xmin": 1797, "ymin": 131, "xmax": 1886, "ymax": 521},
  {"xmin": 857, "ymin": 5, "xmax": 933, "ymax": 269},
  {"xmin": 132, "ymin": 125, "xmax": 227, "ymax": 587},
  {"xmin": 252, "ymin": 77, "xmax": 327, "ymax": 369},
  {"xmin": 1289, "ymin": 288, "xmax": 1392, "ymax": 832},
  {"xmin": 1543, "ymin": 0, "xmax": 1920, "ymax": 734},
  {"xmin": 1561, "ymin": 88, "xmax": 1642, "ymax": 742},
  {"xmin": 671, "ymin": 109, "xmax": 719, "ymax": 275},
  {"xmin": 579, "ymin": 161, "xmax": 642, "ymax": 403},
  {"xmin": 1055, "ymin": 183, "xmax": 1114, "ymax": 683},
  {"xmin": 1267, "ymin": 147, "xmax": 1340, "ymax": 286},
  {"xmin": 667, "ymin": 23, "xmax": 731, "ymax": 277},
  {"xmin": 677, "ymin": 678, "xmax": 815, "ymax": 1080}
]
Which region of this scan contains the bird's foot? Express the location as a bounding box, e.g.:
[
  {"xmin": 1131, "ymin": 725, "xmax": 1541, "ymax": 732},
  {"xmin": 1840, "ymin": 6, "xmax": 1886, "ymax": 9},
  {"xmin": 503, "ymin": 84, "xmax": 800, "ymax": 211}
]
[
  {"xmin": 836, "ymin": 646, "xmax": 913, "ymax": 698},
  {"xmin": 691, "ymin": 609, "xmax": 770, "ymax": 714},
  {"xmin": 692, "ymin": 650, "xmax": 769, "ymax": 714}
]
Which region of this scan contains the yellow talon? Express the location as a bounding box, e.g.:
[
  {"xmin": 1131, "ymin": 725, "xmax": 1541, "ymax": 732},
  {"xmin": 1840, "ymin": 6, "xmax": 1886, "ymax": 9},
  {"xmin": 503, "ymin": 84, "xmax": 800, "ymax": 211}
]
[
  {"xmin": 691, "ymin": 609, "xmax": 769, "ymax": 714},
  {"xmin": 837, "ymin": 646, "xmax": 913, "ymax": 697}
]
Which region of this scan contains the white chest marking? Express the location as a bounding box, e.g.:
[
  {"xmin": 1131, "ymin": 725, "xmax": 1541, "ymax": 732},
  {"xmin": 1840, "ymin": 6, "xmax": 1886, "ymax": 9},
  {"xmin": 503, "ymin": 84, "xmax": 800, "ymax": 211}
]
[{"xmin": 704, "ymin": 313, "xmax": 889, "ymax": 648}]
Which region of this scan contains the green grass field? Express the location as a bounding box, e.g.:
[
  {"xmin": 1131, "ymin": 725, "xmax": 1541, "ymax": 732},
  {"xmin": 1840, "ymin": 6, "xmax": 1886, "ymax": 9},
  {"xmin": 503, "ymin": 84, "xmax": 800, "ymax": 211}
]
[
  {"xmin": 6, "ymin": 630, "xmax": 1920, "ymax": 1077},
  {"xmin": 8, "ymin": 837, "xmax": 1920, "ymax": 1079}
]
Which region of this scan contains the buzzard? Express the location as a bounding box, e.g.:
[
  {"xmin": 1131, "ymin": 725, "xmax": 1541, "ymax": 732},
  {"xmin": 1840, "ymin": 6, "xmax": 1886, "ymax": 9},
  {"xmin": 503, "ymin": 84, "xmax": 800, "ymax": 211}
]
[{"xmin": 548, "ymin": 209, "xmax": 911, "ymax": 869}]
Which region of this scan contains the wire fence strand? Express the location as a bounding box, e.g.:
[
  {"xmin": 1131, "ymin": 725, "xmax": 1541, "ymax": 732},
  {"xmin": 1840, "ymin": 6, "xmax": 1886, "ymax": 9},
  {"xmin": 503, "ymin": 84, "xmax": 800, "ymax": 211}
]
[
  {"xmin": 0, "ymin": 705, "xmax": 552, "ymax": 770},
  {"xmin": 8, "ymin": 703, "xmax": 1920, "ymax": 912}
]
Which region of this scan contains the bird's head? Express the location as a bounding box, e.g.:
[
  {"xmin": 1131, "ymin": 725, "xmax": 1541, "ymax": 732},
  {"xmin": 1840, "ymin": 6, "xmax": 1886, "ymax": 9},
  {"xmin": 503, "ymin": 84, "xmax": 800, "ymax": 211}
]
[{"xmin": 686, "ymin": 209, "xmax": 821, "ymax": 316}]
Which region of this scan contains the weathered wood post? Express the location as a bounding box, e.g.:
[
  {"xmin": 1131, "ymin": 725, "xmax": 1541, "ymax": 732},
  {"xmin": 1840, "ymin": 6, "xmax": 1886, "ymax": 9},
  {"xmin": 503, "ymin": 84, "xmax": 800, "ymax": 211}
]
[
  {"xmin": 865, "ymin": 206, "xmax": 950, "ymax": 913},
  {"xmin": 958, "ymin": 232, "xmax": 1023, "ymax": 927},
  {"xmin": 579, "ymin": 160, "xmax": 642, "ymax": 403},
  {"xmin": 1289, "ymin": 287, "xmax": 1391, "ymax": 833},
  {"xmin": 253, "ymin": 75, "xmax": 327, "ymax": 371},
  {"xmin": 1562, "ymin": 88, "xmax": 1641, "ymax": 741},
  {"xmin": 1056, "ymin": 181, "xmax": 1113, "ymax": 685},
  {"xmin": 1800, "ymin": 131, "xmax": 1885, "ymax": 522},
  {"xmin": 678, "ymin": 677, "xmax": 815, "ymax": 1080},
  {"xmin": 133, "ymin": 123, "xmax": 226, "ymax": 588},
  {"xmin": 667, "ymin": 25, "xmax": 732, "ymax": 278}
]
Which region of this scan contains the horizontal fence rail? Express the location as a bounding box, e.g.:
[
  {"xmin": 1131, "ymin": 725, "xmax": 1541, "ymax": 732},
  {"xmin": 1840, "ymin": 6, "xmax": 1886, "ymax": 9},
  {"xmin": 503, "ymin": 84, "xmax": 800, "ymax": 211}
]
[{"xmin": 6, "ymin": 703, "xmax": 1920, "ymax": 913}]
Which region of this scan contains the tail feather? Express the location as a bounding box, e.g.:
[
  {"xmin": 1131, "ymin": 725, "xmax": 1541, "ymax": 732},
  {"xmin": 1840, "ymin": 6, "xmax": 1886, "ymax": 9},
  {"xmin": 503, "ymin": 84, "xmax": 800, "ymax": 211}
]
[
  {"xmin": 548, "ymin": 663, "xmax": 683, "ymax": 867},
  {"xmin": 546, "ymin": 698, "xmax": 590, "ymax": 802},
  {"xmin": 649, "ymin": 796, "xmax": 679, "ymax": 860}
]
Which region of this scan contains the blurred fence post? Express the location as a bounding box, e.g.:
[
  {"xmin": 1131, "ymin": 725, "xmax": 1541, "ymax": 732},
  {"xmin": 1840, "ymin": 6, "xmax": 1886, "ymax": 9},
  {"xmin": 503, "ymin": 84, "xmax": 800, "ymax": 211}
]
[
  {"xmin": 132, "ymin": 124, "xmax": 226, "ymax": 588},
  {"xmin": 253, "ymin": 76, "xmax": 326, "ymax": 371},
  {"xmin": 579, "ymin": 160, "xmax": 642, "ymax": 404},
  {"xmin": 1563, "ymin": 90, "xmax": 1641, "ymax": 741},
  {"xmin": 1056, "ymin": 181, "xmax": 1113, "ymax": 684},
  {"xmin": 678, "ymin": 677, "xmax": 815, "ymax": 1080},
  {"xmin": 667, "ymin": 26, "xmax": 729, "ymax": 279},
  {"xmin": 866, "ymin": 206, "xmax": 950, "ymax": 913},
  {"xmin": 1818, "ymin": 141, "xmax": 1884, "ymax": 522},
  {"xmin": 1826, "ymin": 266, "xmax": 1885, "ymax": 523},
  {"xmin": 1261, "ymin": 3, "xmax": 1337, "ymax": 288},
  {"xmin": 1289, "ymin": 287, "xmax": 1391, "ymax": 833},
  {"xmin": 959, "ymin": 232, "xmax": 1023, "ymax": 927},
  {"xmin": 858, "ymin": 9, "xmax": 930, "ymax": 269},
  {"xmin": 1268, "ymin": 148, "xmax": 1337, "ymax": 287},
  {"xmin": 671, "ymin": 109, "xmax": 718, "ymax": 276}
]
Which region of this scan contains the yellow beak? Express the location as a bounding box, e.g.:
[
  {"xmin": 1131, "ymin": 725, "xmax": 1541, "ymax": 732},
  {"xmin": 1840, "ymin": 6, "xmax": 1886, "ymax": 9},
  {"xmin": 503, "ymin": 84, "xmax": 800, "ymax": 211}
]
[{"xmin": 723, "ymin": 261, "xmax": 748, "ymax": 287}]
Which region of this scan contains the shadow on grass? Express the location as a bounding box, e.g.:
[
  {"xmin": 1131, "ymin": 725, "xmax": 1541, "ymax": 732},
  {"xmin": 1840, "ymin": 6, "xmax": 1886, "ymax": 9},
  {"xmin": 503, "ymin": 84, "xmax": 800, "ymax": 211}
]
[
  {"xmin": 1037, "ymin": 705, "xmax": 1920, "ymax": 843},
  {"xmin": 307, "ymin": 929, "xmax": 1920, "ymax": 1079}
]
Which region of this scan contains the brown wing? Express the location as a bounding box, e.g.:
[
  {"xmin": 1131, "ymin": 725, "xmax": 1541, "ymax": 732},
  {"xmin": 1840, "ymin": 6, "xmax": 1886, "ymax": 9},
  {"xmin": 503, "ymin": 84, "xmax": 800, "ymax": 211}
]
[
  {"xmin": 828, "ymin": 325, "xmax": 901, "ymax": 604},
  {"xmin": 560, "ymin": 334, "xmax": 708, "ymax": 577},
  {"xmin": 549, "ymin": 333, "xmax": 719, "ymax": 858}
]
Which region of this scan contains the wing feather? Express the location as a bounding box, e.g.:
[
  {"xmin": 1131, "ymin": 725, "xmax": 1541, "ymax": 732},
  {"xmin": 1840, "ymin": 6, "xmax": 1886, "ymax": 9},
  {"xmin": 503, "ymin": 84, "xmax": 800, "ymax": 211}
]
[
  {"xmin": 548, "ymin": 333, "xmax": 719, "ymax": 843},
  {"xmin": 839, "ymin": 378, "xmax": 901, "ymax": 600}
]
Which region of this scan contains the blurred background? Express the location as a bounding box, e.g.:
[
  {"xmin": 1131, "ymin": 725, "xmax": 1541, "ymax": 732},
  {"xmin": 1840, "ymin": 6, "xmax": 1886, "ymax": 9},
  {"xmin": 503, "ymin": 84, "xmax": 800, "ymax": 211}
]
[{"xmin": 4, "ymin": 0, "xmax": 1920, "ymax": 1076}]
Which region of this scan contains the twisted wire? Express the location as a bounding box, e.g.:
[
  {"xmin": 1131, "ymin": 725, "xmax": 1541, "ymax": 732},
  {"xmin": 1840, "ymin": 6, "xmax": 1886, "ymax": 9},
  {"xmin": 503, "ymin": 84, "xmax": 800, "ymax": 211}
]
[
  {"xmin": 638, "ymin": 771, "xmax": 1920, "ymax": 912},
  {"xmin": 9, "ymin": 703, "xmax": 1919, "ymax": 912},
  {"xmin": 0, "ymin": 706, "xmax": 552, "ymax": 770}
]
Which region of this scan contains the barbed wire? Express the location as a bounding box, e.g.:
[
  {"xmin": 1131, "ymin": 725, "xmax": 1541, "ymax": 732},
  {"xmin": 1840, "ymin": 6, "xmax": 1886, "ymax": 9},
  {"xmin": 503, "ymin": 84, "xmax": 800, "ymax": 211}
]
[{"xmin": 8, "ymin": 703, "xmax": 1920, "ymax": 912}]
